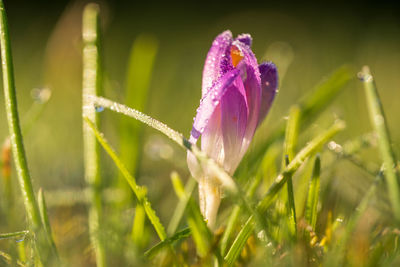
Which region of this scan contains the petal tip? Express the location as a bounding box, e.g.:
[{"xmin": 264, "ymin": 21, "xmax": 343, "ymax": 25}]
[{"xmin": 236, "ymin": 33, "xmax": 252, "ymax": 47}]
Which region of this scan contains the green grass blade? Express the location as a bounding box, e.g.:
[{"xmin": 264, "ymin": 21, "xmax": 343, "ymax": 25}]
[
  {"xmin": 84, "ymin": 118, "xmax": 167, "ymax": 241},
  {"xmin": 0, "ymin": 231, "xmax": 29, "ymax": 240},
  {"xmin": 144, "ymin": 227, "xmax": 191, "ymax": 259},
  {"xmin": 225, "ymin": 120, "xmax": 345, "ymax": 264},
  {"xmin": 359, "ymin": 66, "xmax": 400, "ymax": 221},
  {"xmin": 0, "ymin": 0, "xmax": 55, "ymax": 263},
  {"xmin": 131, "ymin": 204, "xmax": 146, "ymax": 247},
  {"xmin": 220, "ymin": 173, "xmax": 262, "ymax": 256},
  {"xmin": 282, "ymin": 105, "xmax": 300, "ymax": 239},
  {"xmin": 119, "ymin": 34, "xmax": 158, "ymax": 177},
  {"xmin": 167, "ymin": 172, "xmax": 197, "ymax": 235},
  {"xmin": 300, "ymin": 65, "xmax": 353, "ymax": 123},
  {"xmin": 170, "ymin": 174, "xmax": 212, "ymax": 258},
  {"xmin": 37, "ymin": 189, "xmax": 59, "ymax": 260},
  {"xmin": 284, "ymin": 156, "xmax": 297, "ymax": 239},
  {"xmin": 82, "ymin": 4, "xmax": 106, "ymax": 266},
  {"xmin": 305, "ymin": 155, "xmax": 321, "ymax": 230}
]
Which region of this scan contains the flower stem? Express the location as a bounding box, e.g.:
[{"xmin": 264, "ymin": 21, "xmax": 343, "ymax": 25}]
[
  {"xmin": 359, "ymin": 66, "xmax": 400, "ymax": 222},
  {"xmin": 82, "ymin": 4, "xmax": 106, "ymax": 266},
  {"xmin": 0, "ymin": 0, "xmax": 56, "ymax": 263}
]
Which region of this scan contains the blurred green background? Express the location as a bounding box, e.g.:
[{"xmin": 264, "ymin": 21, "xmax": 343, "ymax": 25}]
[{"xmin": 1, "ymin": 0, "xmax": 400, "ymax": 265}]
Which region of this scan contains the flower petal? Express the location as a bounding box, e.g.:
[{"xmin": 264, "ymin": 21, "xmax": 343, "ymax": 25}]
[
  {"xmin": 258, "ymin": 62, "xmax": 278, "ymax": 126},
  {"xmin": 220, "ymin": 77, "xmax": 249, "ymax": 174},
  {"xmin": 202, "ymin": 30, "xmax": 233, "ymax": 97},
  {"xmin": 235, "ymin": 33, "xmax": 252, "ymax": 47},
  {"xmin": 232, "ymin": 40, "xmax": 262, "ymax": 162},
  {"xmin": 190, "ymin": 68, "xmax": 240, "ymax": 141}
]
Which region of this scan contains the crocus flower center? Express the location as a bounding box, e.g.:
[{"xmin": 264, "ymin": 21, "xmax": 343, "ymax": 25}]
[{"xmin": 230, "ymin": 45, "xmax": 243, "ymax": 67}]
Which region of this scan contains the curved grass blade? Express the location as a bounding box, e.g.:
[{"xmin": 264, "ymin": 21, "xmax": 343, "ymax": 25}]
[
  {"xmin": 305, "ymin": 155, "xmax": 321, "ymax": 230},
  {"xmin": 84, "ymin": 118, "xmax": 167, "ymax": 241},
  {"xmin": 359, "ymin": 66, "xmax": 400, "ymax": 221},
  {"xmin": 225, "ymin": 120, "xmax": 345, "ymax": 265},
  {"xmin": 0, "ymin": 0, "xmax": 56, "ymax": 263}
]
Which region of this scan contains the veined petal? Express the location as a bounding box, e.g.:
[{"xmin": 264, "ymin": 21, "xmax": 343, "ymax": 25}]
[
  {"xmin": 221, "ymin": 77, "xmax": 249, "ymax": 174},
  {"xmin": 258, "ymin": 62, "xmax": 278, "ymax": 126},
  {"xmin": 190, "ymin": 69, "xmax": 240, "ymax": 141},
  {"xmin": 202, "ymin": 30, "xmax": 233, "ymax": 97}
]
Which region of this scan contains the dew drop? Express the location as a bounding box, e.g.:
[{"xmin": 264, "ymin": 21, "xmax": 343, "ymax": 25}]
[{"xmin": 95, "ymin": 105, "xmax": 104, "ymax": 113}]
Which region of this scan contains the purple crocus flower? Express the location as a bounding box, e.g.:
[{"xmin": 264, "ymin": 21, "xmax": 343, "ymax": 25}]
[{"xmin": 187, "ymin": 30, "xmax": 278, "ymax": 227}]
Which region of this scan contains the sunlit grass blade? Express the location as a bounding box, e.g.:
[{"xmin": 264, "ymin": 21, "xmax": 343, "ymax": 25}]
[
  {"xmin": 37, "ymin": 189, "xmax": 58, "ymax": 260},
  {"xmin": 82, "ymin": 4, "xmax": 106, "ymax": 266},
  {"xmin": 170, "ymin": 173, "xmax": 212, "ymax": 258},
  {"xmin": 131, "ymin": 204, "xmax": 146, "ymax": 247},
  {"xmin": 305, "ymin": 155, "xmax": 321, "ymax": 230},
  {"xmin": 84, "ymin": 118, "xmax": 167, "ymax": 241},
  {"xmin": 168, "ymin": 172, "xmax": 197, "ymax": 235},
  {"xmin": 0, "ymin": 0, "xmax": 55, "ymax": 263},
  {"xmin": 144, "ymin": 227, "xmax": 191, "ymax": 259},
  {"xmin": 239, "ymin": 65, "xmax": 352, "ymax": 177},
  {"xmin": 225, "ymin": 120, "xmax": 345, "ymax": 264},
  {"xmin": 359, "ymin": 66, "xmax": 400, "ymax": 221},
  {"xmin": 282, "ymin": 105, "xmax": 300, "ymax": 239}
]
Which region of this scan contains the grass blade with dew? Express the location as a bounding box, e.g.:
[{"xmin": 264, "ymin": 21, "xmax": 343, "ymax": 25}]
[
  {"xmin": 359, "ymin": 66, "xmax": 400, "ymax": 221},
  {"xmin": 167, "ymin": 172, "xmax": 197, "ymax": 235},
  {"xmin": 304, "ymin": 155, "xmax": 321, "ymax": 231},
  {"xmin": 282, "ymin": 105, "xmax": 301, "ymax": 240},
  {"xmin": 0, "ymin": 0, "xmax": 57, "ymax": 263},
  {"xmin": 225, "ymin": 120, "xmax": 345, "ymax": 265},
  {"xmin": 85, "ymin": 95, "xmax": 266, "ymax": 232},
  {"xmin": 170, "ymin": 174, "xmax": 212, "ymax": 258},
  {"xmin": 82, "ymin": 4, "xmax": 106, "ymax": 266},
  {"xmin": 84, "ymin": 118, "xmax": 168, "ymax": 241},
  {"xmin": 0, "ymin": 231, "xmax": 29, "ymax": 240},
  {"xmin": 327, "ymin": 133, "xmax": 379, "ymax": 177},
  {"xmin": 238, "ymin": 65, "xmax": 353, "ymax": 179}
]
